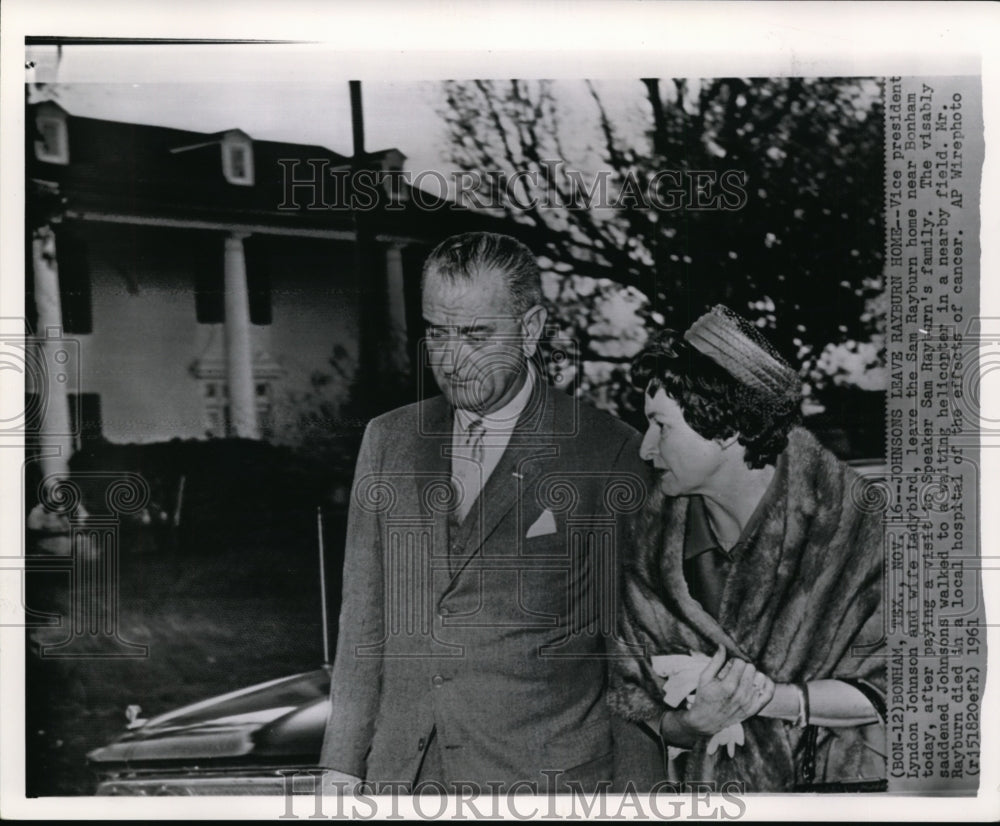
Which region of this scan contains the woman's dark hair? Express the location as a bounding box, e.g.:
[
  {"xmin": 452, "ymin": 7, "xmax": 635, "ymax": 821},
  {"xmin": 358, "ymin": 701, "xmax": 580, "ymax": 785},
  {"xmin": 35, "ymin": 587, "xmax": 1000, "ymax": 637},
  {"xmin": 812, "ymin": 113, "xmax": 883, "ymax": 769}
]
[{"xmin": 630, "ymin": 328, "xmax": 802, "ymax": 469}]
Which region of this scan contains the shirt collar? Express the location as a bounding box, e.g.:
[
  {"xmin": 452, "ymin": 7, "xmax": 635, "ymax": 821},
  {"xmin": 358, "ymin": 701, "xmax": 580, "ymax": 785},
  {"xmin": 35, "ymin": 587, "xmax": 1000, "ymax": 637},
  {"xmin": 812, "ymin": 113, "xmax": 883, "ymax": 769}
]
[
  {"xmin": 454, "ymin": 365, "xmax": 535, "ymax": 435},
  {"xmin": 684, "ymin": 496, "xmax": 720, "ymax": 560}
]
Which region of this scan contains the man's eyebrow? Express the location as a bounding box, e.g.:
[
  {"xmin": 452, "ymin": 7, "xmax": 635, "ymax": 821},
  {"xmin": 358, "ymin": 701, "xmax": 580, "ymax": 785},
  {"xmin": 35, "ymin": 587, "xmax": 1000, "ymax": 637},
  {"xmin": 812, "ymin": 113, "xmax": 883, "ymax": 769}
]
[{"xmin": 422, "ymin": 319, "xmax": 494, "ymax": 333}]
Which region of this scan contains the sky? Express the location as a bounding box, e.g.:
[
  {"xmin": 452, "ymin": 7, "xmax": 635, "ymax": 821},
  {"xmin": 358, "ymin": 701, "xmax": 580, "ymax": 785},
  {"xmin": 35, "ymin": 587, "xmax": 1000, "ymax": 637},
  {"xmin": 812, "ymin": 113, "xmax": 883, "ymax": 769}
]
[
  {"xmin": 26, "ymin": 44, "xmax": 456, "ymax": 174},
  {"xmin": 24, "ymin": 43, "xmax": 656, "ymax": 190}
]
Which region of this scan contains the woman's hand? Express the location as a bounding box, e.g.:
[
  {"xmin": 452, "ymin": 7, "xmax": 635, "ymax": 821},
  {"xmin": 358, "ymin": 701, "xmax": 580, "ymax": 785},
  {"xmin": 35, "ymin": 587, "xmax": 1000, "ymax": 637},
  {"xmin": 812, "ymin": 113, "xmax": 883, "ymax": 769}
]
[{"xmin": 681, "ymin": 646, "xmax": 775, "ymax": 737}]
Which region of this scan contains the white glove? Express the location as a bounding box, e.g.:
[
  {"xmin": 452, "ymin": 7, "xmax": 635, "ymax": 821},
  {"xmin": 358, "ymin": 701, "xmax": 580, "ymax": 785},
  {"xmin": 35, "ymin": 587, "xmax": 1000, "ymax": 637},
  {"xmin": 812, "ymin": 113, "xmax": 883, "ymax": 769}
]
[
  {"xmin": 706, "ymin": 722, "xmax": 745, "ymax": 757},
  {"xmin": 651, "ymin": 652, "xmax": 713, "ymax": 708}
]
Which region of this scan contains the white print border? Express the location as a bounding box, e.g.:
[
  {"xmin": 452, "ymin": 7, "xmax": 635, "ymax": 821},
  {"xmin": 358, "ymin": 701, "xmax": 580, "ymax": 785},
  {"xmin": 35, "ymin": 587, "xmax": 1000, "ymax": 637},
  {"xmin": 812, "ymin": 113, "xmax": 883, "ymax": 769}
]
[{"xmin": 2, "ymin": 2, "xmax": 999, "ymax": 823}]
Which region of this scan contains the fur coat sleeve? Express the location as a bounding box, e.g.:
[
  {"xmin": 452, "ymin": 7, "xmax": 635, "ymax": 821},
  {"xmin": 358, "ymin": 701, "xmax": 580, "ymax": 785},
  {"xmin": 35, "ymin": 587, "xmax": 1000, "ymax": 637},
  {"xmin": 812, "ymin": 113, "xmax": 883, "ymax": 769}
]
[{"xmin": 608, "ymin": 427, "xmax": 885, "ymax": 791}]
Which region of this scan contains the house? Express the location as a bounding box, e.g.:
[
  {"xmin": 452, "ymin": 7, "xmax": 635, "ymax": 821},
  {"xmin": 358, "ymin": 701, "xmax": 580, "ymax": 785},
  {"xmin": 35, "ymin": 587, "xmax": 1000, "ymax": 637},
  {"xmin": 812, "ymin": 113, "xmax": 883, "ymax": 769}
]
[
  {"xmin": 24, "ymin": 99, "xmax": 553, "ymax": 541},
  {"xmin": 26, "ymin": 100, "xmax": 520, "ymax": 453}
]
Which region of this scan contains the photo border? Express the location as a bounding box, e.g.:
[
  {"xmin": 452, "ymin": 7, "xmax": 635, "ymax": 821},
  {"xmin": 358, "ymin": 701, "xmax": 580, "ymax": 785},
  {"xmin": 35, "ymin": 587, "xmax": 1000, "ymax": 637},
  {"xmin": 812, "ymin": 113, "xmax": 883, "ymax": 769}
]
[{"xmin": 2, "ymin": 1, "xmax": 998, "ymax": 820}]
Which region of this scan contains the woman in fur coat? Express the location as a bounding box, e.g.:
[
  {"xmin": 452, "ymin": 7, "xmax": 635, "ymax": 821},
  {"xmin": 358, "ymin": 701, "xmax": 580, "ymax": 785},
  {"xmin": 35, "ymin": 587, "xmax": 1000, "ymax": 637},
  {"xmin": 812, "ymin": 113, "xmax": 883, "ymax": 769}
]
[{"xmin": 609, "ymin": 306, "xmax": 886, "ymax": 792}]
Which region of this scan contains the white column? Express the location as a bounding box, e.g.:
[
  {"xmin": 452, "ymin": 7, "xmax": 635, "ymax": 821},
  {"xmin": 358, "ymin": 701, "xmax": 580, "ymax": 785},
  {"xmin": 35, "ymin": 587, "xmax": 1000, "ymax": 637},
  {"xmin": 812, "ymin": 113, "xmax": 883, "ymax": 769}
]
[
  {"xmin": 223, "ymin": 232, "xmax": 259, "ymax": 439},
  {"xmin": 32, "ymin": 226, "xmax": 73, "ymax": 486},
  {"xmin": 384, "ymin": 243, "xmax": 410, "ymax": 374}
]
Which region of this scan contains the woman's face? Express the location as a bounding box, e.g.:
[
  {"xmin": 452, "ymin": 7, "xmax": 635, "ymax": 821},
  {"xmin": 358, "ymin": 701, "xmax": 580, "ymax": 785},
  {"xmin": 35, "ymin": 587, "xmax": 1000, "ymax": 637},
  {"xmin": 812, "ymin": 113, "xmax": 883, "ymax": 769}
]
[{"xmin": 640, "ymin": 386, "xmax": 727, "ymax": 497}]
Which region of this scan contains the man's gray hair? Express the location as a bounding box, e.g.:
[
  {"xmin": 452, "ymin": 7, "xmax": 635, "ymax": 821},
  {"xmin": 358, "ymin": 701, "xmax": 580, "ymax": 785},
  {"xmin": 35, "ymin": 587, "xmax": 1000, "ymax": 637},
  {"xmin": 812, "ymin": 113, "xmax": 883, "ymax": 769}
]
[{"xmin": 421, "ymin": 232, "xmax": 543, "ymax": 314}]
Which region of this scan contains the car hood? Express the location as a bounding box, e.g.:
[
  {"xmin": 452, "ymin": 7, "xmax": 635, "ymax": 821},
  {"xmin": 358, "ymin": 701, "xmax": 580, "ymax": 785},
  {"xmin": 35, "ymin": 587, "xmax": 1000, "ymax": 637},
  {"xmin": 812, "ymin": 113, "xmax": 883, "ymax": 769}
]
[{"xmin": 87, "ymin": 668, "xmax": 331, "ymax": 765}]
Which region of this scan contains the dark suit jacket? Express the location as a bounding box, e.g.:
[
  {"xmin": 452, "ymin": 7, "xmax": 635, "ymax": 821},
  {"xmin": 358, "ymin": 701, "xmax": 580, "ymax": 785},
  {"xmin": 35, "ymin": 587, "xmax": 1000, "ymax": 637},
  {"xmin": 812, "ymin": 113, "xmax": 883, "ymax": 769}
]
[{"xmin": 319, "ymin": 379, "xmax": 648, "ymax": 792}]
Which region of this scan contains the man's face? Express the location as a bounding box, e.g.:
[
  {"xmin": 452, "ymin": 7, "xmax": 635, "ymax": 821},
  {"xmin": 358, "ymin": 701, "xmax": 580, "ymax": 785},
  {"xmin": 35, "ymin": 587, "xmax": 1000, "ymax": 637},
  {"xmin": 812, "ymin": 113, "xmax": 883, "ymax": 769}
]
[
  {"xmin": 640, "ymin": 386, "xmax": 727, "ymax": 497},
  {"xmin": 422, "ymin": 268, "xmax": 536, "ymax": 414}
]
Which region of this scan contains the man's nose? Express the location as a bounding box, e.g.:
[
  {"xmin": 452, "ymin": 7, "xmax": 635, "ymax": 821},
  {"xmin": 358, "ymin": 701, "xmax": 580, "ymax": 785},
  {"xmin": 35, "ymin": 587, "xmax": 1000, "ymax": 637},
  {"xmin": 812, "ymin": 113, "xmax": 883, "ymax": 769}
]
[
  {"xmin": 426, "ymin": 338, "xmax": 459, "ymax": 373},
  {"xmin": 441, "ymin": 339, "xmax": 472, "ymax": 376}
]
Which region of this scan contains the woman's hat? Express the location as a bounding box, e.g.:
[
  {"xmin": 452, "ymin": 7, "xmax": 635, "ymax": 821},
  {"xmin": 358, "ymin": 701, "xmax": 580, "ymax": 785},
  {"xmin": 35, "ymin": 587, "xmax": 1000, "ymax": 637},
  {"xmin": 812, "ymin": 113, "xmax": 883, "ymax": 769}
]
[{"xmin": 684, "ymin": 305, "xmax": 800, "ymax": 401}]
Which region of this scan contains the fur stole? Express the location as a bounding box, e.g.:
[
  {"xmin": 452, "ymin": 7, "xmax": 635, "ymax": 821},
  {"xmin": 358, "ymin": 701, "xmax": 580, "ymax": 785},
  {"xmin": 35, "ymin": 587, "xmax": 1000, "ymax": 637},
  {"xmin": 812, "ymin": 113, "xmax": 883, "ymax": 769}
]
[{"xmin": 608, "ymin": 427, "xmax": 885, "ymax": 790}]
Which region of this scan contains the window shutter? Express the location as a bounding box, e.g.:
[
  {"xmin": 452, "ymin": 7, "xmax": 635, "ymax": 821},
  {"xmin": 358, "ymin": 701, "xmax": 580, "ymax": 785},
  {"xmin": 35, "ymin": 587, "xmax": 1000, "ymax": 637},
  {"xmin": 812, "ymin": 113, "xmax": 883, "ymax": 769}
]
[
  {"xmin": 245, "ymin": 237, "xmax": 272, "ymax": 326},
  {"xmin": 56, "ymin": 229, "xmax": 92, "ymax": 334},
  {"xmin": 194, "ymin": 235, "xmax": 225, "ymax": 324}
]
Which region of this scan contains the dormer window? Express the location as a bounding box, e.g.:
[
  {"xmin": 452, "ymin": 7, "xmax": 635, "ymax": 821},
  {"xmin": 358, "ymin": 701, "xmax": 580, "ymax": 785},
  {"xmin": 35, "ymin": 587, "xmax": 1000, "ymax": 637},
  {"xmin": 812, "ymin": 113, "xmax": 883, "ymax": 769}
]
[
  {"xmin": 34, "ymin": 107, "xmax": 69, "ymax": 165},
  {"xmin": 380, "ymin": 148, "xmax": 408, "ymax": 204},
  {"xmin": 221, "ymin": 131, "xmax": 254, "ymax": 186}
]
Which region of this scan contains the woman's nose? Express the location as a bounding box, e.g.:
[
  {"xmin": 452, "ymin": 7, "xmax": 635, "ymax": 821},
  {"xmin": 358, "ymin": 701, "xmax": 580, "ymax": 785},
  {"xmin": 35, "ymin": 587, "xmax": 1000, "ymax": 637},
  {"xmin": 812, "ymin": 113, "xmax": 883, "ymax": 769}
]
[{"xmin": 639, "ymin": 428, "xmax": 657, "ymax": 462}]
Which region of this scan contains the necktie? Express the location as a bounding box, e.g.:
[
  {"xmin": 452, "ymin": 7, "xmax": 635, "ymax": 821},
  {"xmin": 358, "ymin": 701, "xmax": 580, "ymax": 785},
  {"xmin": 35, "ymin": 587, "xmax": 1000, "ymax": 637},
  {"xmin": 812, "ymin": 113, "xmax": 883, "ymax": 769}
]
[
  {"xmin": 451, "ymin": 418, "xmax": 485, "ymax": 526},
  {"xmin": 465, "ymin": 418, "xmax": 486, "ymax": 465}
]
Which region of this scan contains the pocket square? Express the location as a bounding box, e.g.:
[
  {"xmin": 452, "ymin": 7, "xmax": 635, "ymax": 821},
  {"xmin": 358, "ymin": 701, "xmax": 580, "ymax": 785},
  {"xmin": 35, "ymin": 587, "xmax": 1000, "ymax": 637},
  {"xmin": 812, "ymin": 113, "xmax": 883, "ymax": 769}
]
[{"xmin": 525, "ymin": 509, "xmax": 557, "ymax": 538}]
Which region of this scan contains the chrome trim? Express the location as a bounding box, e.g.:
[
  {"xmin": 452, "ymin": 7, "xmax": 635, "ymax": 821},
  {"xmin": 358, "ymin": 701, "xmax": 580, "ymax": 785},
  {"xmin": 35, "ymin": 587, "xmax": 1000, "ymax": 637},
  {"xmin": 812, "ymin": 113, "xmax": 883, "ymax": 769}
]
[{"xmin": 95, "ymin": 769, "xmax": 326, "ymax": 796}]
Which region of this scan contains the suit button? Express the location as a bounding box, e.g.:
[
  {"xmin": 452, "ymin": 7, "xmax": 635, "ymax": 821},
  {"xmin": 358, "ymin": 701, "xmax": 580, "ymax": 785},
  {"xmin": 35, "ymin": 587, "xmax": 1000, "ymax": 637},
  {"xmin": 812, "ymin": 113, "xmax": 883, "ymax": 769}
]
[
  {"xmin": 418, "ymin": 738, "xmax": 426, "ymax": 751},
  {"xmin": 432, "ymin": 674, "xmax": 445, "ymax": 687}
]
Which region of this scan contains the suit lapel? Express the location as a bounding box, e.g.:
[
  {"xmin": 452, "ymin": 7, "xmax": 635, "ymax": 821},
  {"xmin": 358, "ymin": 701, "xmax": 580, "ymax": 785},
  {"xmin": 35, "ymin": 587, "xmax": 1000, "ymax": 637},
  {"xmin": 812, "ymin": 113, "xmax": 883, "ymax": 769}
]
[{"xmin": 412, "ymin": 395, "xmax": 453, "ymax": 483}]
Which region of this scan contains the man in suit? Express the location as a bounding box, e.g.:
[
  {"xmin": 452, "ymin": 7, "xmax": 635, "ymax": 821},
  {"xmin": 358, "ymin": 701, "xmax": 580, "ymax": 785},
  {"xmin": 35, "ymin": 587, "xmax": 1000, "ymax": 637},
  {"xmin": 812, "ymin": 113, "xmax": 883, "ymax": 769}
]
[{"xmin": 319, "ymin": 232, "xmax": 648, "ymax": 794}]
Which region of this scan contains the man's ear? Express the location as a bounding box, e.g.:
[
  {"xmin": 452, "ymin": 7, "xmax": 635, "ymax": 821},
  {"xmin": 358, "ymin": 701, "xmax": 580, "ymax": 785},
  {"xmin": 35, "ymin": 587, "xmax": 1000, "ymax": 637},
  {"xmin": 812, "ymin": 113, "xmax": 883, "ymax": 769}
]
[{"xmin": 520, "ymin": 304, "xmax": 548, "ymax": 358}]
